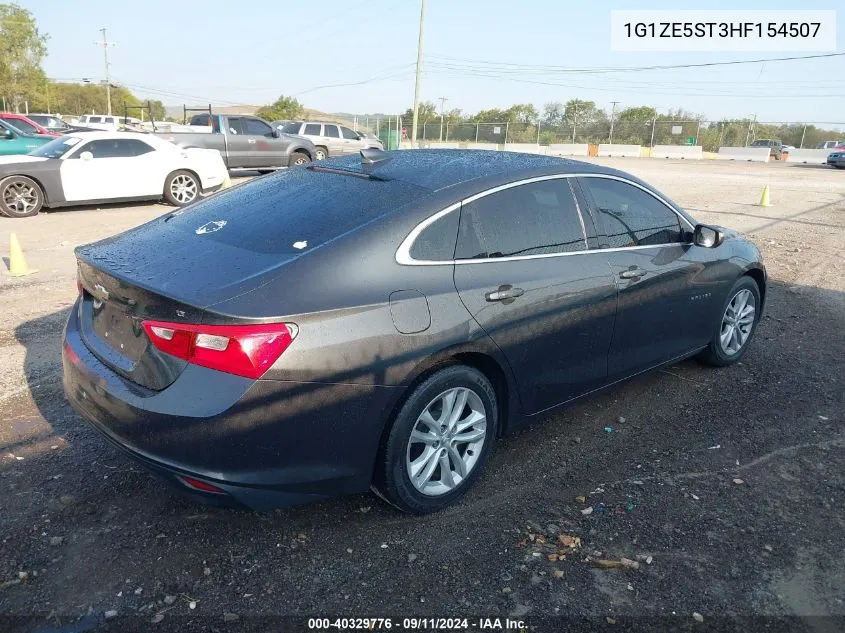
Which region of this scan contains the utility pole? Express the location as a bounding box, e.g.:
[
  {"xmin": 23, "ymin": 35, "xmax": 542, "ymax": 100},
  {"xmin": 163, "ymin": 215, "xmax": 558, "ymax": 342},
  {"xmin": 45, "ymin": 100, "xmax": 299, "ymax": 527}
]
[
  {"xmin": 410, "ymin": 0, "xmax": 426, "ymax": 145},
  {"xmin": 609, "ymin": 101, "xmax": 619, "ymax": 144},
  {"xmin": 96, "ymin": 28, "xmax": 115, "ymax": 115},
  {"xmin": 437, "ymin": 96, "xmax": 448, "ymax": 141}
]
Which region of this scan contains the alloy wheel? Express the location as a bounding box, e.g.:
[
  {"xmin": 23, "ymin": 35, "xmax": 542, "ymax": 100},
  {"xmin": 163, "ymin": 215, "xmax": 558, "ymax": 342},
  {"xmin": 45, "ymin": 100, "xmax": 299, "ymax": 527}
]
[
  {"xmin": 3, "ymin": 181, "xmax": 39, "ymax": 214},
  {"xmin": 405, "ymin": 387, "xmax": 487, "ymax": 496},
  {"xmin": 720, "ymin": 288, "xmax": 756, "ymax": 355},
  {"xmin": 170, "ymin": 175, "xmax": 198, "ymax": 204}
]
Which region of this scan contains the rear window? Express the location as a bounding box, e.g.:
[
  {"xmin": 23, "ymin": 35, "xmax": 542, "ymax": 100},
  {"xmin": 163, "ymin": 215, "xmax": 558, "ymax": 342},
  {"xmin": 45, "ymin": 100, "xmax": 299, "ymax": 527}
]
[{"xmin": 164, "ymin": 167, "xmax": 428, "ymax": 255}]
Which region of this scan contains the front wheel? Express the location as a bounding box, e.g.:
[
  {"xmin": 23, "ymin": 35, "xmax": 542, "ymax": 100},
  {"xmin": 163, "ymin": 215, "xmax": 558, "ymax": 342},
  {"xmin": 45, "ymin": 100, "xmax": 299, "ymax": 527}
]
[
  {"xmin": 288, "ymin": 151, "xmax": 310, "ymax": 167},
  {"xmin": 0, "ymin": 176, "xmax": 44, "ymax": 218},
  {"xmin": 163, "ymin": 170, "xmax": 200, "ymax": 207},
  {"xmin": 373, "ymin": 365, "xmax": 497, "ymax": 514},
  {"xmin": 698, "ymin": 276, "xmax": 761, "ymax": 367}
]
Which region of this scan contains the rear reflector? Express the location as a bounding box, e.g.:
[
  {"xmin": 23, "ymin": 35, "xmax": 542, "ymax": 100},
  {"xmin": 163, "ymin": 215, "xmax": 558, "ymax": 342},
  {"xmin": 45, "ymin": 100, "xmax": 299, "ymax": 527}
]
[
  {"xmin": 141, "ymin": 320, "xmax": 296, "ymax": 379},
  {"xmin": 181, "ymin": 476, "xmax": 226, "ymax": 494}
]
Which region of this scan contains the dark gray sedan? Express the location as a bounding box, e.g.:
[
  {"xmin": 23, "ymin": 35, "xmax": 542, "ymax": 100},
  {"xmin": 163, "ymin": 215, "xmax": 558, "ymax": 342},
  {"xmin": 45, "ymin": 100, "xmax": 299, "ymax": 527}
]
[{"xmin": 62, "ymin": 150, "xmax": 766, "ymax": 514}]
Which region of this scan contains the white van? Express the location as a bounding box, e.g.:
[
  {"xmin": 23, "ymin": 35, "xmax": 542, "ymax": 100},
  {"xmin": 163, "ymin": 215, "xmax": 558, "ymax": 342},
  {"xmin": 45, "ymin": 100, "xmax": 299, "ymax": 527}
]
[{"xmin": 77, "ymin": 114, "xmax": 120, "ymax": 131}]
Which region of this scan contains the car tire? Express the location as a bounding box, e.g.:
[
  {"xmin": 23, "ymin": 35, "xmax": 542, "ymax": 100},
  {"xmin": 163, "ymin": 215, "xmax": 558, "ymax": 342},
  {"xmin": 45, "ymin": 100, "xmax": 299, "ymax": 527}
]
[
  {"xmin": 315, "ymin": 146, "xmax": 328, "ymax": 161},
  {"xmin": 288, "ymin": 152, "xmax": 310, "ymax": 167},
  {"xmin": 697, "ymin": 276, "xmax": 762, "ymax": 367},
  {"xmin": 163, "ymin": 170, "xmax": 200, "ymax": 207},
  {"xmin": 0, "ymin": 175, "xmax": 45, "ymax": 218},
  {"xmin": 373, "ymin": 365, "xmax": 498, "ymax": 514}
]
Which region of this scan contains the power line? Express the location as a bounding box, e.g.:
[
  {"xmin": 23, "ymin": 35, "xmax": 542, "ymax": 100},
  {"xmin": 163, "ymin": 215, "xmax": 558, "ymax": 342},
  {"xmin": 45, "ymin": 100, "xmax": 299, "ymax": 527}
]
[{"xmin": 427, "ymin": 52, "xmax": 845, "ymax": 74}]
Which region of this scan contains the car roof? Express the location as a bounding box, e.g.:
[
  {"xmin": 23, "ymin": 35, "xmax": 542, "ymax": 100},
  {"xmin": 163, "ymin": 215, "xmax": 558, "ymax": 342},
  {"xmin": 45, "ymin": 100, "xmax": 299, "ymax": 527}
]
[
  {"xmin": 0, "ymin": 112, "xmax": 34, "ymax": 119},
  {"xmin": 315, "ymin": 149, "xmax": 610, "ymax": 192}
]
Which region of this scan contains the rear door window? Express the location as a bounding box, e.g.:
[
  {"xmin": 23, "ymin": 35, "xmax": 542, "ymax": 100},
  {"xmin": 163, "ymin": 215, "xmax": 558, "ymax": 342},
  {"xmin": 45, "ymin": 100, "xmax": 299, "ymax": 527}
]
[
  {"xmin": 324, "ymin": 125, "xmax": 340, "ymax": 138},
  {"xmin": 226, "ymin": 117, "xmax": 245, "ymax": 135},
  {"xmin": 580, "ymin": 177, "xmax": 683, "ymax": 248},
  {"xmin": 455, "ymin": 179, "xmax": 587, "ymax": 260}
]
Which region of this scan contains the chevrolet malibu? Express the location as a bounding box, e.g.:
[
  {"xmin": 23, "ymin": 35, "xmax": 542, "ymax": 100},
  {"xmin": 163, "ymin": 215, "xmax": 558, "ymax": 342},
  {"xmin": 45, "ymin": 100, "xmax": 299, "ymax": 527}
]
[{"xmin": 63, "ymin": 150, "xmax": 766, "ymax": 514}]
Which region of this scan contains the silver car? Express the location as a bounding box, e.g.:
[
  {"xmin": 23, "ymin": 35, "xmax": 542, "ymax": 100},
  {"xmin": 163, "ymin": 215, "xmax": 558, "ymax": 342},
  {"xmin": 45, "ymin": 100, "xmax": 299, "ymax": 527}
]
[{"xmin": 280, "ymin": 121, "xmax": 383, "ymax": 160}]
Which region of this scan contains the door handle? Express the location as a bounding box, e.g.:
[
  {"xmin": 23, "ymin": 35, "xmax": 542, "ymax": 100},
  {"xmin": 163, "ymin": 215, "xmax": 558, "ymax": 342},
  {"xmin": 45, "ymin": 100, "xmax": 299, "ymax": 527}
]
[
  {"xmin": 247, "ymin": 139, "xmax": 256, "ymax": 144},
  {"xmin": 485, "ymin": 285, "xmax": 525, "ymax": 302},
  {"xmin": 619, "ymin": 268, "xmax": 647, "ymax": 279}
]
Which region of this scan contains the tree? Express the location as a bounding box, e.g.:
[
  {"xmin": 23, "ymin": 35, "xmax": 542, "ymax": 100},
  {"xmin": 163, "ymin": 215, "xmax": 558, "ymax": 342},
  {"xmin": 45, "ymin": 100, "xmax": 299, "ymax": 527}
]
[
  {"xmin": 402, "ymin": 100, "xmax": 437, "ymax": 123},
  {"xmin": 256, "ymin": 95, "xmax": 304, "ymax": 122},
  {"xmin": 542, "ymin": 102, "xmax": 566, "ymax": 126},
  {"xmin": 564, "ymin": 99, "xmax": 606, "ymax": 125},
  {"xmin": 618, "ymin": 106, "xmax": 657, "ymax": 123},
  {"xmin": 0, "ymin": 3, "xmax": 48, "ymax": 112}
]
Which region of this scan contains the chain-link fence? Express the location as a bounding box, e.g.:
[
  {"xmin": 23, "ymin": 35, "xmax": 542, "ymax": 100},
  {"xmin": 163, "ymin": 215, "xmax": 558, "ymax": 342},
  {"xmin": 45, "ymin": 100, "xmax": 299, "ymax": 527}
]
[{"xmin": 364, "ymin": 116, "xmax": 845, "ymax": 152}]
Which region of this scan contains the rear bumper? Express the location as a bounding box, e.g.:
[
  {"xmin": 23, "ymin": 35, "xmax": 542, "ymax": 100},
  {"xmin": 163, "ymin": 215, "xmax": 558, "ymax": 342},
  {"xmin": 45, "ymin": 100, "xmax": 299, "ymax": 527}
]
[{"xmin": 62, "ymin": 301, "xmax": 401, "ymax": 511}]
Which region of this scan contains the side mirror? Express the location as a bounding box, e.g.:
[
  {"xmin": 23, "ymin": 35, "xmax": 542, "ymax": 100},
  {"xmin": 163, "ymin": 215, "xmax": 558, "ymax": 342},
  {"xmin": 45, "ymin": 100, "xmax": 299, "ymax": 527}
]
[
  {"xmin": 79, "ymin": 151, "xmax": 94, "ymax": 161},
  {"xmin": 271, "ymin": 129, "xmax": 281, "ymax": 138},
  {"xmin": 693, "ymin": 224, "xmax": 723, "ymax": 248},
  {"xmin": 0, "ymin": 128, "xmax": 14, "ymax": 139}
]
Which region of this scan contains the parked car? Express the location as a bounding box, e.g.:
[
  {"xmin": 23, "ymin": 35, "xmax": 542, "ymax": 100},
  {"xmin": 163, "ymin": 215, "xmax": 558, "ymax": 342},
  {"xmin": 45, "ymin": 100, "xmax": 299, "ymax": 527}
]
[
  {"xmin": 0, "ymin": 112, "xmax": 61, "ymax": 137},
  {"xmin": 816, "ymin": 140, "xmax": 845, "ymax": 150},
  {"xmin": 62, "ymin": 149, "xmax": 766, "ymax": 513},
  {"xmin": 827, "ymin": 149, "xmax": 845, "ymax": 169},
  {"xmin": 157, "ymin": 114, "xmax": 315, "ymax": 171},
  {"xmin": 27, "ymin": 113, "xmax": 75, "ymax": 134},
  {"xmin": 0, "ymin": 119, "xmax": 54, "ymax": 155},
  {"xmin": 749, "ymin": 138, "xmax": 784, "ymax": 159},
  {"xmin": 0, "ymin": 131, "xmax": 227, "ymax": 218},
  {"xmin": 279, "ymin": 121, "xmax": 383, "ymax": 160},
  {"xmin": 76, "ymin": 114, "xmax": 123, "ymax": 131}
]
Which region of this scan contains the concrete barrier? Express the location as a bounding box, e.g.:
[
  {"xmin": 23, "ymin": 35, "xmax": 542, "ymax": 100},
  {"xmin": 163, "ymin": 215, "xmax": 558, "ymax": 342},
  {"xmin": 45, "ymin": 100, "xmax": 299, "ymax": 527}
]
[
  {"xmin": 784, "ymin": 148, "xmax": 832, "ymax": 164},
  {"xmin": 715, "ymin": 147, "xmax": 771, "ymax": 162},
  {"xmin": 465, "ymin": 142, "xmax": 499, "ymax": 151},
  {"xmin": 651, "ymin": 145, "xmax": 703, "ymax": 160},
  {"xmin": 546, "ymin": 143, "xmax": 589, "ymax": 157},
  {"xmin": 597, "ymin": 144, "xmax": 641, "ymax": 158},
  {"xmin": 504, "ymin": 143, "xmax": 546, "ymax": 155}
]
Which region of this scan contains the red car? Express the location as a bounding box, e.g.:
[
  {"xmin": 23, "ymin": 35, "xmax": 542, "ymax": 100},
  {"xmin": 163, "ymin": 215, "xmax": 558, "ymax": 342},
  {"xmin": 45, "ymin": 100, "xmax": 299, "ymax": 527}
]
[{"xmin": 0, "ymin": 112, "xmax": 61, "ymax": 137}]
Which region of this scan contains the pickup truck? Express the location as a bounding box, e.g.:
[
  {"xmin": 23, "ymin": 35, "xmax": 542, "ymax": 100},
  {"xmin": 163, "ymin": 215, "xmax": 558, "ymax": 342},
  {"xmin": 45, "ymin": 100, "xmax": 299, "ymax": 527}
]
[{"xmin": 155, "ymin": 114, "xmax": 316, "ymax": 171}]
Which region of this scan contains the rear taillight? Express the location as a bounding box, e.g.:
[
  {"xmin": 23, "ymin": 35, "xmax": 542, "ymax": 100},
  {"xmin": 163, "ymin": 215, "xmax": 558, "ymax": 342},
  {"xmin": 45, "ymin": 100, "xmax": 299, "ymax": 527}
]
[
  {"xmin": 181, "ymin": 476, "xmax": 226, "ymax": 494},
  {"xmin": 141, "ymin": 320, "xmax": 297, "ymax": 379}
]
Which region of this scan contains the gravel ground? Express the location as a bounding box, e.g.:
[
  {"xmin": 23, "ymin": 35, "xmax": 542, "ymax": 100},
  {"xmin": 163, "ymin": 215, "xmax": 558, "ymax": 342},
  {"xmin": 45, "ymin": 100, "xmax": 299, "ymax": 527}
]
[{"xmin": 0, "ymin": 160, "xmax": 843, "ymax": 632}]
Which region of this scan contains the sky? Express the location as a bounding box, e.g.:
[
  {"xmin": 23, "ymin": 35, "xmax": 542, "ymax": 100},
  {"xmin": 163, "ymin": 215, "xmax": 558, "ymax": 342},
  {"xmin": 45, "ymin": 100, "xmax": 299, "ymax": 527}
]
[{"xmin": 24, "ymin": 0, "xmax": 845, "ymax": 124}]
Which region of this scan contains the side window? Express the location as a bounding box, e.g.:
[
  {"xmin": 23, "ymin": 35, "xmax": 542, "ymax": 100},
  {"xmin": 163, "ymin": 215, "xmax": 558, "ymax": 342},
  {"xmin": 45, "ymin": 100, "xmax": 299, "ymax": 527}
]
[
  {"xmin": 409, "ymin": 211, "xmax": 460, "ymax": 261},
  {"xmin": 455, "ymin": 179, "xmax": 587, "ymax": 260},
  {"xmin": 341, "ymin": 126, "xmax": 358, "ymax": 140},
  {"xmin": 324, "ymin": 125, "xmax": 340, "ymax": 138},
  {"xmin": 226, "ymin": 117, "xmax": 245, "ymax": 135},
  {"xmin": 244, "ymin": 118, "xmax": 272, "ymax": 136},
  {"xmin": 124, "ymin": 139, "xmax": 155, "ymax": 156},
  {"xmin": 89, "ymin": 117, "xmax": 103, "ymax": 123},
  {"xmin": 303, "ymin": 123, "xmax": 321, "ymax": 136},
  {"xmin": 582, "ymin": 178, "xmax": 683, "ymax": 248}
]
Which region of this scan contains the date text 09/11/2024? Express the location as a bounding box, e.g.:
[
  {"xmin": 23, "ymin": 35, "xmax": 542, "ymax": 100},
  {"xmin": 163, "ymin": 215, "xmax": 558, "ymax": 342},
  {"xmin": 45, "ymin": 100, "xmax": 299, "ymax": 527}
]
[
  {"xmin": 623, "ymin": 22, "xmax": 821, "ymax": 39},
  {"xmin": 307, "ymin": 618, "xmax": 527, "ymax": 630}
]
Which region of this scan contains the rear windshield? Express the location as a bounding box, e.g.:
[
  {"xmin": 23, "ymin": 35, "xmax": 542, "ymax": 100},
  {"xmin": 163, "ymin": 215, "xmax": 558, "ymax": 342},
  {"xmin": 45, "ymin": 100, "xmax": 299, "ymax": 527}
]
[{"xmin": 163, "ymin": 167, "xmax": 428, "ymax": 255}]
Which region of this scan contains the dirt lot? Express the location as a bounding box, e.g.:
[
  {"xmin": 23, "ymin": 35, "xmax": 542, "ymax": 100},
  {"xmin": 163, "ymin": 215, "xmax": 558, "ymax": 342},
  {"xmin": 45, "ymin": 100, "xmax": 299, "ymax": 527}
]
[{"xmin": 1, "ymin": 160, "xmax": 843, "ymax": 632}]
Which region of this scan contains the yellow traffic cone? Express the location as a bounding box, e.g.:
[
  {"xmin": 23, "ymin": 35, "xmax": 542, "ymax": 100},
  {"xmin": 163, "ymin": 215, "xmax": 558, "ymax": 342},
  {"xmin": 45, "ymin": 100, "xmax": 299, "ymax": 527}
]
[
  {"xmin": 758, "ymin": 185, "xmax": 771, "ymax": 207},
  {"xmin": 220, "ymin": 173, "xmax": 232, "ymax": 190},
  {"xmin": 7, "ymin": 233, "xmax": 38, "ymax": 277}
]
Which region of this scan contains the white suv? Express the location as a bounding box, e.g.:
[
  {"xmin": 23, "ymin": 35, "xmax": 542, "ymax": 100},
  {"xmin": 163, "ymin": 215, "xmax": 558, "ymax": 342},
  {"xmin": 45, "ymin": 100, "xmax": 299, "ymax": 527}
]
[{"xmin": 279, "ymin": 121, "xmax": 383, "ymax": 160}]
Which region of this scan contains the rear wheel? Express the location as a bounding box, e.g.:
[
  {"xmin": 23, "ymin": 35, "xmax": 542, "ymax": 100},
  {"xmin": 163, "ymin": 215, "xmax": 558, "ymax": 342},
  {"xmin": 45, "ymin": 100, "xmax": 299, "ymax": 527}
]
[
  {"xmin": 314, "ymin": 146, "xmax": 328, "ymax": 161},
  {"xmin": 698, "ymin": 276, "xmax": 761, "ymax": 367},
  {"xmin": 373, "ymin": 365, "xmax": 497, "ymax": 514},
  {"xmin": 0, "ymin": 176, "xmax": 44, "ymax": 218},
  {"xmin": 288, "ymin": 151, "xmax": 310, "ymax": 167},
  {"xmin": 163, "ymin": 170, "xmax": 200, "ymax": 207}
]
